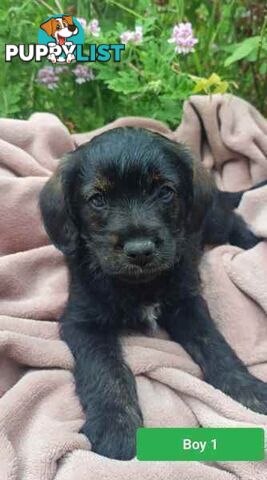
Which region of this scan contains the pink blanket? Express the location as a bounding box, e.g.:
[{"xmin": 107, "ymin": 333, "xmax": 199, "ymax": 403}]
[{"xmin": 0, "ymin": 94, "xmax": 267, "ymax": 480}]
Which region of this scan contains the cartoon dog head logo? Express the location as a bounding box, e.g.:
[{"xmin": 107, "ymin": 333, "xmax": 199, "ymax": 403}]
[
  {"xmin": 40, "ymin": 16, "xmax": 78, "ymax": 46},
  {"xmin": 38, "ymin": 15, "xmax": 84, "ymax": 63}
]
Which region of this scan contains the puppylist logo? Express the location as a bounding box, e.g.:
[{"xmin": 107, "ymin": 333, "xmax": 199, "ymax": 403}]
[{"xmin": 5, "ymin": 15, "xmax": 125, "ymax": 63}]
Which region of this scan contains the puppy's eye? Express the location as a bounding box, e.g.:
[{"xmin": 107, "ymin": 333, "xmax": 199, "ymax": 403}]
[
  {"xmin": 56, "ymin": 24, "xmax": 61, "ymax": 29},
  {"xmin": 89, "ymin": 193, "xmax": 106, "ymax": 210},
  {"xmin": 63, "ymin": 21, "xmax": 68, "ymax": 27},
  {"xmin": 158, "ymin": 185, "xmax": 175, "ymax": 203}
]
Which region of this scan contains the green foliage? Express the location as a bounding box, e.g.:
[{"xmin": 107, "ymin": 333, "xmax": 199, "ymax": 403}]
[
  {"xmin": 224, "ymin": 35, "xmax": 267, "ymax": 66},
  {"xmin": 0, "ymin": 0, "xmax": 266, "ymax": 132}
]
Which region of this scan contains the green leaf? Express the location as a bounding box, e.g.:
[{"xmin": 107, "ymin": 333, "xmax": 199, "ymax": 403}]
[
  {"xmin": 142, "ymin": 80, "xmax": 162, "ymax": 94},
  {"xmin": 105, "ymin": 70, "xmax": 141, "ymax": 94},
  {"xmin": 259, "ymin": 63, "xmax": 267, "ymax": 75},
  {"xmin": 156, "ymin": 96, "xmax": 183, "ymax": 124},
  {"xmin": 190, "ymin": 73, "xmax": 234, "ymax": 95},
  {"xmin": 192, "ymin": 79, "xmax": 208, "ymax": 93},
  {"xmin": 213, "ymin": 81, "xmax": 229, "ymax": 94},
  {"xmin": 0, "ymin": 84, "xmax": 22, "ymax": 117},
  {"xmin": 224, "ymin": 36, "xmax": 261, "ymax": 67},
  {"xmin": 96, "ymin": 66, "xmax": 117, "ymax": 82}
]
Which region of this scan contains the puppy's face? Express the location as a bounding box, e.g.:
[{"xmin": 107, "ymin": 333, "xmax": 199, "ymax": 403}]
[
  {"xmin": 40, "ymin": 128, "xmax": 213, "ymax": 283},
  {"xmin": 40, "ymin": 16, "xmax": 78, "ymax": 45},
  {"xmin": 76, "ymin": 130, "xmax": 193, "ymax": 282}
]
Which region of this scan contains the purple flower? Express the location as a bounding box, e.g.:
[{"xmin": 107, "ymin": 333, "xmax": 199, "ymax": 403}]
[
  {"xmin": 73, "ymin": 65, "xmax": 95, "ymax": 84},
  {"xmin": 76, "ymin": 17, "xmax": 87, "ymax": 29},
  {"xmin": 76, "ymin": 17, "xmax": 101, "ymax": 37},
  {"xmin": 88, "ymin": 19, "xmax": 101, "ymax": 37},
  {"xmin": 132, "ymin": 26, "xmax": 143, "ymax": 43},
  {"xmin": 36, "ymin": 66, "xmax": 60, "ymax": 90},
  {"xmin": 168, "ymin": 22, "xmax": 198, "ymax": 55},
  {"xmin": 120, "ymin": 26, "xmax": 143, "ymax": 45},
  {"xmin": 120, "ymin": 30, "xmax": 134, "ymax": 44},
  {"xmin": 55, "ymin": 65, "xmax": 69, "ymax": 74}
]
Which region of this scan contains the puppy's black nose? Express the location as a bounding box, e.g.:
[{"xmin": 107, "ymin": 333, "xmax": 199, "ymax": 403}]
[
  {"xmin": 123, "ymin": 239, "xmax": 155, "ymax": 265},
  {"xmin": 68, "ymin": 24, "xmax": 77, "ymax": 32}
]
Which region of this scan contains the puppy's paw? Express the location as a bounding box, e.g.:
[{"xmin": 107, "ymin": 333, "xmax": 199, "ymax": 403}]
[
  {"xmin": 236, "ymin": 378, "xmax": 267, "ymax": 415},
  {"xmin": 238, "ymin": 230, "xmax": 263, "ymax": 250},
  {"xmin": 227, "ymin": 211, "xmax": 263, "ymax": 250},
  {"xmin": 82, "ymin": 407, "xmax": 143, "ymax": 460},
  {"xmin": 216, "ymin": 370, "xmax": 267, "ymax": 415}
]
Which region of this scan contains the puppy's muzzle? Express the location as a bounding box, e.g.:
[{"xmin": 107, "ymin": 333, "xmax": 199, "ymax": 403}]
[{"xmin": 123, "ymin": 239, "xmax": 155, "ymax": 266}]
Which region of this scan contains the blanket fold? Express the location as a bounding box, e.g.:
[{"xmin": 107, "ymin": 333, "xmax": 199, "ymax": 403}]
[{"xmin": 0, "ymin": 94, "xmax": 267, "ymax": 480}]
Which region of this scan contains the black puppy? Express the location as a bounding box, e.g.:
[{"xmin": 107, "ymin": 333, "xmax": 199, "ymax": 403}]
[{"xmin": 40, "ymin": 127, "xmax": 267, "ymax": 460}]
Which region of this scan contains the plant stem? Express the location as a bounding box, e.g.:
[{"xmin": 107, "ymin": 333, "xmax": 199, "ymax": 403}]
[
  {"xmin": 192, "ymin": 51, "xmax": 201, "ymax": 76},
  {"xmin": 256, "ymin": 13, "xmax": 267, "ymax": 65},
  {"xmin": 34, "ymin": 0, "xmax": 55, "ymax": 13},
  {"xmin": 106, "ymin": 0, "xmax": 144, "ymax": 20},
  {"xmin": 96, "ymin": 82, "xmax": 103, "ymax": 118},
  {"xmin": 54, "ymin": 0, "xmax": 63, "ymax": 14}
]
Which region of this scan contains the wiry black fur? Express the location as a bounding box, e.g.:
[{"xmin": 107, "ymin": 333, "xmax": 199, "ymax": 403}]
[{"xmin": 39, "ymin": 127, "xmax": 267, "ymax": 460}]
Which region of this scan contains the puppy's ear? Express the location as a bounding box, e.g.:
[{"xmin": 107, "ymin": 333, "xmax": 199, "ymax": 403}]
[
  {"xmin": 62, "ymin": 15, "xmax": 74, "ymax": 26},
  {"xmin": 188, "ymin": 160, "xmax": 215, "ymax": 232},
  {"xmin": 40, "ymin": 19, "xmax": 54, "ymax": 37},
  {"xmin": 39, "ymin": 155, "xmax": 79, "ymax": 256},
  {"xmin": 169, "ymin": 141, "xmax": 215, "ymax": 233}
]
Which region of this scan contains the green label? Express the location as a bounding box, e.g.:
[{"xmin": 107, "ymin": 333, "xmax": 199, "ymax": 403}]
[{"xmin": 137, "ymin": 428, "xmax": 265, "ymax": 461}]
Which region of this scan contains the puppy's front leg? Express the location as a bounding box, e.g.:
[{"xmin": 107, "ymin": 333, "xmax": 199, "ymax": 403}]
[
  {"xmin": 61, "ymin": 322, "xmax": 143, "ymax": 460},
  {"xmin": 164, "ymin": 295, "xmax": 267, "ymax": 414}
]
